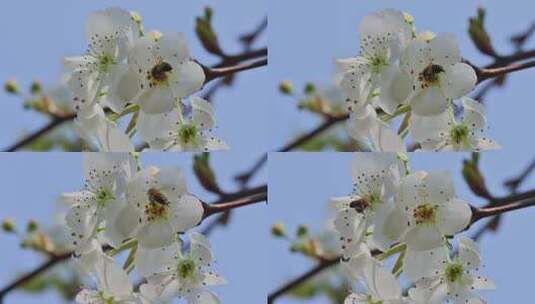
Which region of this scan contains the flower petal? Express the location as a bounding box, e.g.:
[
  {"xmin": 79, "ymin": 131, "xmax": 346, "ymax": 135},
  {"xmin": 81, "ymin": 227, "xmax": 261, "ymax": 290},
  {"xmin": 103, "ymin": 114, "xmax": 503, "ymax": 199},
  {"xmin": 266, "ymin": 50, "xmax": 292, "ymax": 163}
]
[
  {"xmin": 169, "ymin": 194, "xmax": 204, "ymax": 232},
  {"xmin": 137, "ymin": 221, "xmax": 175, "ymax": 249},
  {"xmin": 437, "ymin": 199, "xmax": 472, "ymax": 235},
  {"xmin": 411, "ymin": 86, "xmax": 449, "ymax": 116},
  {"xmin": 404, "ymin": 225, "xmax": 444, "ymax": 251},
  {"xmin": 440, "ymin": 63, "xmax": 477, "ymax": 99}
]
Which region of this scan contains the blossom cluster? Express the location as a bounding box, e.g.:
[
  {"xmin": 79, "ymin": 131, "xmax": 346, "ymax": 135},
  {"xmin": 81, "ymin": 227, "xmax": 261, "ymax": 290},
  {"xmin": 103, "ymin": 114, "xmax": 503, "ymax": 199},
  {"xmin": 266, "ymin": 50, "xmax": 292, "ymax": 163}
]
[
  {"xmin": 64, "ymin": 7, "xmax": 227, "ymax": 152},
  {"xmin": 331, "ymin": 153, "xmax": 494, "ymax": 303},
  {"xmin": 337, "ymin": 9, "xmax": 499, "ymax": 152},
  {"xmin": 62, "ymin": 153, "xmax": 225, "ymax": 303}
]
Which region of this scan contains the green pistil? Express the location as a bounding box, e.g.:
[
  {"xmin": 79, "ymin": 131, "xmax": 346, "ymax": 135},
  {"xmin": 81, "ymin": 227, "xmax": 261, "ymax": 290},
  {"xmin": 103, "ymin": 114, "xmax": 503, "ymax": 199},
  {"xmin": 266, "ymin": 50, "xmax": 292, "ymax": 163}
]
[
  {"xmin": 96, "ymin": 189, "xmax": 115, "ymax": 207},
  {"xmin": 98, "ymin": 291, "xmax": 115, "ymax": 304},
  {"xmin": 177, "ymin": 259, "xmax": 196, "ymax": 279},
  {"xmin": 370, "ymin": 56, "xmax": 388, "ymax": 73},
  {"xmin": 450, "ymin": 124, "xmax": 471, "ymax": 149},
  {"xmin": 98, "ymin": 54, "xmax": 115, "ymax": 73},
  {"xmin": 178, "ymin": 124, "xmax": 198, "ymax": 145},
  {"xmin": 445, "ymin": 263, "xmax": 464, "ymax": 283}
]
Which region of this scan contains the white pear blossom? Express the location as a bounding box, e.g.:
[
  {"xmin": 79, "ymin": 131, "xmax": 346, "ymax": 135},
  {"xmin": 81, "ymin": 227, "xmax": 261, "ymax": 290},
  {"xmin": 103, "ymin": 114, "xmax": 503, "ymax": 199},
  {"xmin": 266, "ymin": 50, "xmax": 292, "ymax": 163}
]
[
  {"xmin": 344, "ymin": 258, "xmax": 404, "ymax": 304},
  {"xmin": 346, "ymin": 105, "xmax": 405, "ymax": 152},
  {"xmin": 63, "ymin": 153, "xmax": 135, "ymax": 253},
  {"xmin": 74, "ymin": 104, "xmax": 135, "ymax": 152},
  {"xmin": 128, "ymin": 32, "xmax": 205, "ymax": 114},
  {"xmin": 401, "ymin": 33, "xmax": 477, "ymax": 116},
  {"xmin": 137, "ymin": 96, "xmax": 228, "ymax": 151},
  {"xmin": 411, "ymin": 97, "xmax": 499, "ymax": 151},
  {"xmin": 138, "ymin": 233, "xmax": 226, "ymax": 303},
  {"xmin": 65, "ymin": 7, "xmax": 138, "ymax": 113},
  {"xmin": 123, "ymin": 166, "xmax": 204, "ymax": 249},
  {"xmin": 332, "ymin": 153, "xmax": 404, "ymax": 254},
  {"xmin": 396, "ymin": 171, "xmax": 472, "ymax": 251},
  {"xmin": 75, "ymin": 249, "xmax": 142, "ymax": 304},
  {"xmin": 413, "ymin": 238, "xmax": 495, "ymax": 304},
  {"xmin": 338, "ymin": 9, "xmax": 412, "ymax": 114}
]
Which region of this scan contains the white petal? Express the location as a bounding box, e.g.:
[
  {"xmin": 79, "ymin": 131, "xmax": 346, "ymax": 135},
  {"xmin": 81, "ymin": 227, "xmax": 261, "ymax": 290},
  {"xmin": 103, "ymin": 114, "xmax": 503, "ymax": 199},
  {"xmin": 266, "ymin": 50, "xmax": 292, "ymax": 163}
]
[
  {"xmin": 105, "ymin": 204, "xmax": 140, "ymax": 248},
  {"xmin": 137, "ymin": 221, "xmax": 175, "ymax": 249},
  {"xmin": 96, "ymin": 120, "xmax": 135, "ymax": 152},
  {"xmin": 137, "ymin": 108, "xmax": 180, "ymax": 144},
  {"xmin": 401, "ymin": 40, "xmax": 432, "ymax": 76},
  {"xmin": 191, "ymin": 97, "xmax": 216, "ymax": 130},
  {"xmin": 458, "ymin": 237, "xmax": 481, "ymax": 270},
  {"xmin": 363, "ymin": 261, "xmax": 401, "ymax": 300},
  {"xmin": 344, "ymin": 293, "xmax": 368, "ymax": 304},
  {"xmin": 411, "ymin": 86, "xmax": 449, "ymax": 116},
  {"xmin": 135, "ymin": 87, "xmax": 176, "ymax": 114},
  {"xmin": 471, "ymin": 275, "xmax": 496, "ymax": 290},
  {"xmin": 156, "ymin": 166, "xmax": 188, "ymax": 198},
  {"xmin": 189, "ymin": 290, "xmax": 221, "ymax": 304},
  {"xmin": 404, "ymin": 225, "xmax": 444, "ymax": 251},
  {"xmin": 410, "ymin": 111, "xmax": 451, "ymax": 144},
  {"xmin": 201, "ymin": 272, "xmax": 227, "ymax": 286},
  {"xmin": 376, "ymin": 65, "xmax": 411, "ymax": 114},
  {"xmin": 404, "ymin": 247, "xmax": 448, "ymax": 283},
  {"xmin": 103, "ymin": 64, "xmax": 140, "ymax": 113},
  {"xmin": 136, "ymin": 241, "xmax": 180, "ymax": 278},
  {"xmin": 397, "ymin": 171, "xmax": 427, "ymax": 210},
  {"xmin": 437, "ymin": 199, "xmax": 472, "ymax": 235},
  {"xmin": 369, "ymin": 122, "xmax": 405, "ymax": 152},
  {"xmin": 429, "ymin": 33, "xmax": 461, "ymax": 66},
  {"xmin": 97, "ymin": 254, "xmax": 133, "ymax": 297},
  {"xmin": 67, "ymin": 66, "xmax": 101, "ymax": 111},
  {"xmin": 440, "ymin": 63, "xmax": 477, "ymax": 99},
  {"xmin": 169, "ymin": 194, "xmax": 204, "ymax": 232},
  {"xmin": 346, "ymin": 105, "xmax": 377, "ymax": 141},
  {"xmin": 75, "ymin": 289, "xmax": 100, "ymax": 303},
  {"xmin": 159, "ymin": 32, "xmax": 190, "ymax": 63},
  {"xmin": 189, "ymin": 232, "xmax": 214, "ymax": 266},
  {"xmin": 424, "ymin": 171, "xmax": 455, "ymax": 205},
  {"xmin": 377, "ymin": 205, "xmax": 409, "ymax": 249},
  {"xmin": 199, "ymin": 134, "xmax": 229, "ymax": 151},
  {"xmin": 372, "ymin": 204, "xmax": 406, "ymax": 251},
  {"xmin": 128, "ymin": 37, "xmax": 158, "ymax": 78},
  {"xmin": 170, "ymin": 61, "xmax": 205, "ymax": 98}
]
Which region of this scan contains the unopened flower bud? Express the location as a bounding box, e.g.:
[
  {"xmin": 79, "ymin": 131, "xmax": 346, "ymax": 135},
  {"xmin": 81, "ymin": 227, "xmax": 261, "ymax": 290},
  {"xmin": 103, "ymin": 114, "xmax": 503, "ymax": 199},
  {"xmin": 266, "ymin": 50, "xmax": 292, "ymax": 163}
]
[
  {"xmin": 27, "ymin": 220, "xmax": 39, "ymax": 233},
  {"xmin": 279, "ymin": 81, "xmax": 294, "ymax": 95},
  {"xmin": 5, "ymin": 79, "xmax": 19, "ymax": 95},
  {"xmin": 304, "ymin": 82, "xmax": 316, "ymax": 95},
  {"xmin": 2, "ymin": 218, "xmax": 16, "ymax": 232},
  {"xmin": 271, "ymin": 222, "xmax": 287, "ymax": 237},
  {"xmin": 296, "ymin": 224, "xmax": 309, "ymax": 238},
  {"xmin": 30, "ymin": 81, "xmax": 42, "ymax": 95}
]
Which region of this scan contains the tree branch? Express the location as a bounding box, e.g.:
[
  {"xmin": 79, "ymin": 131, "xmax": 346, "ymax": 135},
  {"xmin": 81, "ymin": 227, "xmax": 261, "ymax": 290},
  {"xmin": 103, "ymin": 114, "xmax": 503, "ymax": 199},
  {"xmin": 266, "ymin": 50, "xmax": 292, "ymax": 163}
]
[
  {"xmin": 203, "ymin": 57, "xmax": 267, "ymax": 83},
  {"xmin": 202, "ymin": 191, "xmax": 267, "ymax": 219},
  {"xmin": 476, "ymin": 60, "xmax": 535, "ymax": 83}
]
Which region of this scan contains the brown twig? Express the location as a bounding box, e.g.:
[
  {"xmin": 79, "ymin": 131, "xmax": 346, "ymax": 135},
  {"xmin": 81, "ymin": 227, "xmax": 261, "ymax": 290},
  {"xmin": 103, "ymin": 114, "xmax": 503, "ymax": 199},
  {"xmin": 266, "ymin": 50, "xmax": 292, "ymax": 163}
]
[{"xmin": 203, "ymin": 57, "xmax": 267, "ymax": 83}]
